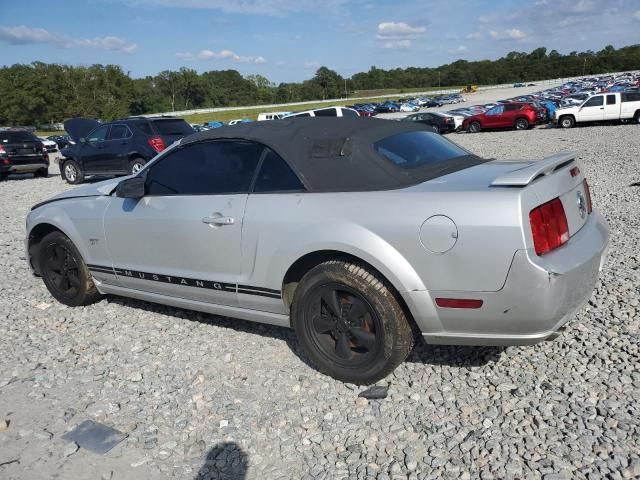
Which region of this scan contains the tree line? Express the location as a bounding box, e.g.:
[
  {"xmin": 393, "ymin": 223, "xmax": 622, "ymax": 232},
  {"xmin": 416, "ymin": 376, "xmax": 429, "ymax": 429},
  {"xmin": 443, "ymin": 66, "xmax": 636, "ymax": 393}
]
[{"xmin": 0, "ymin": 44, "xmax": 638, "ymax": 127}]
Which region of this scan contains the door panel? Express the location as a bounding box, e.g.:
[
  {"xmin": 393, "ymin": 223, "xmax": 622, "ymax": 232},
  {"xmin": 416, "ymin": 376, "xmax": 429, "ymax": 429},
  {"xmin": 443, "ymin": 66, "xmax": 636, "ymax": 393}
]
[
  {"xmin": 579, "ymin": 95, "xmax": 605, "ymax": 122},
  {"xmin": 103, "ymin": 195, "xmax": 246, "ymax": 306},
  {"xmin": 603, "ymin": 94, "xmax": 619, "ymax": 120},
  {"xmin": 82, "ymin": 125, "xmax": 111, "ymax": 172}
]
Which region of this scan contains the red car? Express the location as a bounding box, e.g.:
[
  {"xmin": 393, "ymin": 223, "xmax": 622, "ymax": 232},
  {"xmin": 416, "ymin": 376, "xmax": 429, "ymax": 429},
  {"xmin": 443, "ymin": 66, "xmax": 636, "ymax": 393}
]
[{"xmin": 463, "ymin": 102, "xmax": 539, "ymax": 133}]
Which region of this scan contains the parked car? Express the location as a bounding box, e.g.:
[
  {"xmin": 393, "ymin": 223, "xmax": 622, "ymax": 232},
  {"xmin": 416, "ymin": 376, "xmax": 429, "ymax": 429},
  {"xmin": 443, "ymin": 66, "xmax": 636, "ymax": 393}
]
[
  {"xmin": 554, "ymin": 92, "xmax": 640, "ymax": 128},
  {"xmin": 205, "ymin": 121, "xmax": 225, "ymax": 129},
  {"xmin": 228, "ymin": 119, "xmax": 254, "ymax": 125},
  {"xmin": 399, "ymin": 103, "xmax": 420, "ymax": 113},
  {"xmin": 375, "ymin": 102, "xmax": 400, "ymax": 113},
  {"xmin": 421, "ymin": 98, "xmax": 443, "ymax": 108},
  {"xmin": 257, "ymin": 112, "xmax": 290, "ymax": 121},
  {"xmin": 26, "ymin": 117, "xmax": 609, "ymax": 384},
  {"xmin": 0, "ymin": 129, "xmax": 49, "ymax": 180},
  {"xmin": 463, "ymin": 103, "xmax": 539, "ymax": 133},
  {"xmin": 60, "ymin": 116, "xmax": 194, "ymax": 184},
  {"xmin": 283, "ymin": 107, "xmax": 359, "ymax": 118},
  {"xmin": 401, "ymin": 112, "xmax": 456, "ymax": 133},
  {"xmin": 39, "ymin": 137, "xmax": 59, "ymax": 155},
  {"xmin": 47, "ymin": 135, "xmax": 75, "ymax": 149}
]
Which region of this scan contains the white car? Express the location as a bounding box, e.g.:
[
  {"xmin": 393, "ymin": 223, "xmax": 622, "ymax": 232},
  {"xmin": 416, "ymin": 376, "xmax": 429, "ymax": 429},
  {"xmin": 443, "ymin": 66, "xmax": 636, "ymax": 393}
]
[
  {"xmin": 438, "ymin": 112, "xmax": 465, "ymax": 130},
  {"xmin": 399, "ymin": 103, "xmax": 420, "ymax": 113},
  {"xmin": 257, "ymin": 112, "xmax": 291, "ymax": 121},
  {"xmin": 555, "ymin": 92, "xmax": 640, "ymax": 128},
  {"xmin": 283, "ymin": 107, "xmax": 359, "ymax": 118}
]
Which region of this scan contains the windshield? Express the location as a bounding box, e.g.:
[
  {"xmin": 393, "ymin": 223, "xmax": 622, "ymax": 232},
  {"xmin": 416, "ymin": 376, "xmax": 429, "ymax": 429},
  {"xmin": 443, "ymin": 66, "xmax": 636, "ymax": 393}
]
[{"xmin": 374, "ymin": 131, "xmax": 472, "ymax": 170}]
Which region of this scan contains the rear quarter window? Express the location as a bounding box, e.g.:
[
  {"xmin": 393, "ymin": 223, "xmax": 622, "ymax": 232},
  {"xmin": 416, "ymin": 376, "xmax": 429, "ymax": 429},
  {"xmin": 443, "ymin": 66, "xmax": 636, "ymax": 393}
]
[
  {"xmin": 374, "ymin": 131, "xmax": 471, "ymax": 170},
  {"xmin": 151, "ymin": 119, "xmax": 195, "ymax": 135}
]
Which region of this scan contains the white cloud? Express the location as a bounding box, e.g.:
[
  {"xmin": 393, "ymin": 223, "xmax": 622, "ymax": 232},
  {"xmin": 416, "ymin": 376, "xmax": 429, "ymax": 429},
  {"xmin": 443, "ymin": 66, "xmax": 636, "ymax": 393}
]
[
  {"xmin": 466, "ymin": 31, "xmax": 484, "ymax": 40},
  {"xmin": 376, "ymin": 21, "xmax": 425, "ymax": 49},
  {"xmin": 489, "ymin": 28, "xmax": 527, "ymax": 40},
  {"xmin": 382, "ymin": 40, "xmax": 411, "ymax": 49},
  {"xmin": 376, "ymin": 21, "xmax": 425, "ymax": 39},
  {"xmin": 455, "ymin": 45, "xmax": 467, "ymax": 52},
  {"xmin": 0, "ymin": 25, "xmax": 137, "ymax": 52},
  {"xmin": 195, "ymin": 49, "xmax": 266, "ymax": 64},
  {"xmin": 633, "ymin": 10, "xmax": 640, "ymax": 21}
]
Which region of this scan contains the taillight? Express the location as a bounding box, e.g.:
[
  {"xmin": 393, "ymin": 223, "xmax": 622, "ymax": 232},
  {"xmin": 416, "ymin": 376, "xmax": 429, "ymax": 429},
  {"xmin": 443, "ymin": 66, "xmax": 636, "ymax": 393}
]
[
  {"xmin": 529, "ymin": 198, "xmax": 569, "ymax": 255},
  {"xmin": 148, "ymin": 136, "xmax": 165, "ymax": 153},
  {"xmin": 0, "ymin": 145, "xmax": 5, "ymax": 154},
  {"xmin": 583, "ymin": 179, "xmax": 593, "ymax": 214},
  {"xmin": 435, "ymin": 298, "xmax": 483, "ymax": 309}
]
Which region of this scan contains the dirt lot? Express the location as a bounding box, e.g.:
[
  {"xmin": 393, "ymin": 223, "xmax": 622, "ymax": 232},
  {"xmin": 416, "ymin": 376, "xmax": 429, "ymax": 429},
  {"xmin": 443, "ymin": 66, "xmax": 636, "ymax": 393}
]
[{"xmin": 1, "ymin": 102, "xmax": 639, "ymax": 479}]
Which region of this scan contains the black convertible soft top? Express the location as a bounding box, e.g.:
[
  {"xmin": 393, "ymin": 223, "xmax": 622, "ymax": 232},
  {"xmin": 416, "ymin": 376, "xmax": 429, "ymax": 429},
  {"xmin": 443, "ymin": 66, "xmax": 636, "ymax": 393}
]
[{"xmin": 182, "ymin": 117, "xmax": 486, "ymax": 192}]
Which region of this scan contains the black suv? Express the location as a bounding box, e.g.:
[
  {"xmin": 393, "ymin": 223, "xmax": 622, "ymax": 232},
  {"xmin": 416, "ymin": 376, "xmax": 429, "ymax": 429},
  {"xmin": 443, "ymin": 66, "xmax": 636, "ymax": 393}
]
[
  {"xmin": 0, "ymin": 129, "xmax": 49, "ymax": 181},
  {"xmin": 61, "ymin": 116, "xmax": 194, "ymax": 184}
]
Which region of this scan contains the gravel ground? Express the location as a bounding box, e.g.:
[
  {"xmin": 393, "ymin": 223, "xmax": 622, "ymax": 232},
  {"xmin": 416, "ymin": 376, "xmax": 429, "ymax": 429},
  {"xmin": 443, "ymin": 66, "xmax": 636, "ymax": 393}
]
[{"xmin": 1, "ymin": 123, "xmax": 639, "ymax": 480}]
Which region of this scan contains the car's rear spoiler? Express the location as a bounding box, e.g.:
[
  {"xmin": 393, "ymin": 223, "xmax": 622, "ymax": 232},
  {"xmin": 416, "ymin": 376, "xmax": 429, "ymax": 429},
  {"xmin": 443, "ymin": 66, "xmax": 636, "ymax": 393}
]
[{"xmin": 490, "ymin": 151, "xmax": 577, "ymax": 187}]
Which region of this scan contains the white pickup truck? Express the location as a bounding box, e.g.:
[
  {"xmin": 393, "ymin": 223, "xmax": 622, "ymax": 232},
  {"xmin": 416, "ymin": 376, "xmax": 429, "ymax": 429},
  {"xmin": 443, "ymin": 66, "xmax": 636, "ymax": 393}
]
[{"xmin": 554, "ymin": 91, "xmax": 640, "ymax": 128}]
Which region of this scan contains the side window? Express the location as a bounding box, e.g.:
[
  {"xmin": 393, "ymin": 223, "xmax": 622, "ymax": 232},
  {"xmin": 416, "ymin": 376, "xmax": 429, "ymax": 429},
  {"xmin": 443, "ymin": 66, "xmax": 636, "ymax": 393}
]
[
  {"xmin": 486, "ymin": 105, "xmax": 504, "ymax": 116},
  {"xmin": 253, "ymin": 149, "xmax": 304, "ymax": 193},
  {"xmin": 584, "ymin": 96, "xmax": 603, "ymax": 107},
  {"xmin": 621, "ymin": 92, "xmax": 640, "ymax": 102},
  {"xmin": 504, "ymin": 104, "xmax": 519, "ymax": 112},
  {"xmin": 341, "ymin": 108, "xmax": 359, "ymax": 117},
  {"xmin": 109, "ymin": 124, "xmax": 130, "ymax": 140},
  {"xmin": 145, "ymin": 141, "xmax": 263, "ymax": 196},
  {"xmin": 87, "ymin": 125, "xmax": 109, "ymax": 142},
  {"xmin": 606, "ymin": 95, "xmax": 616, "ymax": 105},
  {"xmin": 314, "ymin": 108, "xmax": 338, "ymax": 117}
]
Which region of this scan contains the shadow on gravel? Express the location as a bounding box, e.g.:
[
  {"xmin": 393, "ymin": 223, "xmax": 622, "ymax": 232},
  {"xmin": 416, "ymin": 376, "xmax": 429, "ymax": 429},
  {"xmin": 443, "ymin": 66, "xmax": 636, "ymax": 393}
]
[
  {"xmin": 107, "ymin": 296, "xmax": 503, "ymax": 370},
  {"xmin": 195, "ymin": 442, "xmax": 248, "ymax": 480}
]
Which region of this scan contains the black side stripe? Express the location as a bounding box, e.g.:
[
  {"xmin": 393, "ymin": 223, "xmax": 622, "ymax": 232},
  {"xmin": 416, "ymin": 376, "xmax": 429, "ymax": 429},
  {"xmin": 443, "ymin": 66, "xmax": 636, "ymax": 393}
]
[{"xmin": 87, "ymin": 265, "xmax": 281, "ymax": 299}]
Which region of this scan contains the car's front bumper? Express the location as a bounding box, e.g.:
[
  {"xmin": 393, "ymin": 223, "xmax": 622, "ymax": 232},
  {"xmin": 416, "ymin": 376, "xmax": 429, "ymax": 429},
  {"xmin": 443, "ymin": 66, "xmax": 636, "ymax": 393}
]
[{"xmin": 406, "ymin": 211, "xmax": 609, "ymax": 346}]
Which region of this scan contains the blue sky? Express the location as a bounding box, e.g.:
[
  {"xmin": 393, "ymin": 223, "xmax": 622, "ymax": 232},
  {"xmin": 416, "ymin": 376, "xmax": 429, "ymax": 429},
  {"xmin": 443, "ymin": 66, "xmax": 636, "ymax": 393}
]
[{"xmin": 1, "ymin": 0, "xmax": 639, "ymax": 83}]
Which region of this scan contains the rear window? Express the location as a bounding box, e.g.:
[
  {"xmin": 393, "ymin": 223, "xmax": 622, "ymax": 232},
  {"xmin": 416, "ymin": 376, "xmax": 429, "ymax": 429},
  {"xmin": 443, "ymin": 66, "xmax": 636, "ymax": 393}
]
[
  {"xmin": 150, "ymin": 119, "xmax": 194, "ymax": 136},
  {"xmin": 314, "ymin": 108, "xmax": 337, "ymax": 117},
  {"xmin": 621, "ymin": 92, "xmax": 640, "ymax": 102},
  {"xmin": 374, "ymin": 131, "xmax": 470, "ymax": 170},
  {"xmin": 341, "ymin": 108, "xmax": 359, "ymax": 117},
  {"xmin": 0, "ymin": 131, "xmax": 38, "ymax": 143}
]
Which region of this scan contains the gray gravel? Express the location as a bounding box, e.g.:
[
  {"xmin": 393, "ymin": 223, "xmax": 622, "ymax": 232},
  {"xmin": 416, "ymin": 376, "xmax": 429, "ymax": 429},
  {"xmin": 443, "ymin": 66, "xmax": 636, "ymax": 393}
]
[{"xmin": 1, "ymin": 124, "xmax": 639, "ymax": 480}]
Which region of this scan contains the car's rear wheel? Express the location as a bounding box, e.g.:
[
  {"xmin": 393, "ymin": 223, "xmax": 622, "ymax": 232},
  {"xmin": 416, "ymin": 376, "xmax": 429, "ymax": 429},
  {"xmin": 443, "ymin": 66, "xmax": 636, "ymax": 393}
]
[
  {"xmin": 34, "ymin": 168, "xmax": 48, "ymax": 178},
  {"xmin": 39, "ymin": 231, "xmax": 102, "ymax": 307},
  {"xmin": 292, "ymin": 260, "xmax": 413, "ymax": 384},
  {"xmin": 560, "ymin": 116, "xmax": 575, "ymax": 128},
  {"xmin": 468, "ymin": 121, "xmax": 481, "ymax": 133},
  {"xmin": 129, "ymin": 158, "xmax": 145, "ymax": 175},
  {"xmin": 515, "ymin": 118, "xmax": 529, "ymax": 130},
  {"xmin": 633, "ymin": 111, "xmax": 640, "ymax": 124},
  {"xmin": 62, "ymin": 160, "xmax": 84, "ymax": 184}
]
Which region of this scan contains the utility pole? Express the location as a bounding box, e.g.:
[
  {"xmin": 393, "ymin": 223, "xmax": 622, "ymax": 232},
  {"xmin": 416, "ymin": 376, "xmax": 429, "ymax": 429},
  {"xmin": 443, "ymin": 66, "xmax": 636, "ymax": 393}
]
[
  {"xmin": 344, "ymin": 78, "xmax": 347, "ymax": 99},
  {"xmin": 438, "ymin": 71, "xmax": 441, "ymax": 89},
  {"xmin": 582, "ymin": 58, "xmax": 587, "ymax": 76}
]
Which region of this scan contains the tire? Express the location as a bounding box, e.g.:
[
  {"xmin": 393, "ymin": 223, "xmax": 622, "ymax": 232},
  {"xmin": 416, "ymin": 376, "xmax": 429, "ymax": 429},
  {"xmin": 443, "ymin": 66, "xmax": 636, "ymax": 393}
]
[
  {"xmin": 34, "ymin": 168, "xmax": 48, "ymax": 178},
  {"xmin": 291, "ymin": 260, "xmax": 414, "ymax": 384},
  {"xmin": 38, "ymin": 231, "xmax": 102, "ymax": 307},
  {"xmin": 468, "ymin": 121, "xmax": 481, "ymax": 133},
  {"xmin": 633, "ymin": 111, "xmax": 640, "ymax": 124},
  {"xmin": 129, "ymin": 157, "xmax": 145, "ymax": 175},
  {"xmin": 560, "ymin": 116, "xmax": 575, "ymax": 129},
  {"xmin": 62, "ymin": 159, "xmax": 84, "ymax": 184},
  {"xmin": 515, "ymin": 118, "xmax": 529, "ymax": 130}
]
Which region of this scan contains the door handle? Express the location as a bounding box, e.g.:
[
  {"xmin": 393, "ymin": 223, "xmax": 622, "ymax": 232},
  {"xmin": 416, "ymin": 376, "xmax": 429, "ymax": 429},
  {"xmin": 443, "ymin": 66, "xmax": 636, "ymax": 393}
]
[{"xmin": 202, "ymin": 216, "xmax": 234, "ymax": 226}]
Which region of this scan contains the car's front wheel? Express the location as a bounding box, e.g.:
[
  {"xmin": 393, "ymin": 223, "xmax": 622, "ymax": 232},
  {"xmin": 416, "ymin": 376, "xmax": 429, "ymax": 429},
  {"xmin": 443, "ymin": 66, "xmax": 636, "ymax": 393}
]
[
  {"xmin": 38, "ymin": 231, "xmax": 102, "ymax": 307},
  {"xmin": 62, "ymin": 160, "xmax": 84, "ymax": 184},
  {"xmin": 292, "ymin": 260, "xmax": 414, "ymax": 384},
  {"xmin": 559, "ymin": 116, "xmax": 575, "ymax": 128},
  {"xmin": 468, "ymin": 121, "xmax": 481, "ymax": 133}
]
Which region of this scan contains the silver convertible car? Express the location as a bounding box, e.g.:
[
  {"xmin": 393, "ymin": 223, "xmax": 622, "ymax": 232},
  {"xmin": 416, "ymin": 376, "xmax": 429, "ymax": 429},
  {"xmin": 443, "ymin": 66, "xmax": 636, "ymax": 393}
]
[{"xmin": 26, "ymin": 118, "xmax": 609, "ymax": 384}]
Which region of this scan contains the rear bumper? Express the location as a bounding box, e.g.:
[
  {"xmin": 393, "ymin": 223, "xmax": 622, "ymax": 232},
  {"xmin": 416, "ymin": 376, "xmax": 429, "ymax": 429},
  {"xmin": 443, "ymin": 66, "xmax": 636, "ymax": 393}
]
[
  {"xmin": 1, "ymin": 162, "xmax": 49, "ymax": 174},
  {"xmin": 412, "ymin": 211, "xmax": 609, "ymax": 346}
]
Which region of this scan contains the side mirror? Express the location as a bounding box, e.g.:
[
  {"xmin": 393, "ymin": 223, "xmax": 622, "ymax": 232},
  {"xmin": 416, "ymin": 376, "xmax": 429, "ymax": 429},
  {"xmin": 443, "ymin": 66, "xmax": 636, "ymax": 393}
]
[{"xmin": 116, "ymin": 176, "xmax": 146, "ymax": 198}]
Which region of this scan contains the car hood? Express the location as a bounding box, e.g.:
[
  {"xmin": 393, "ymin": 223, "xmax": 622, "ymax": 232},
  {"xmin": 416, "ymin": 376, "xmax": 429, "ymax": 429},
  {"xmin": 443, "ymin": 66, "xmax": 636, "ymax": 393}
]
[
  {"xmin": 33, "ymin": 177, "xmax": 124, "ymax": 211},
  {"xmin": 64, "ymin": 118, "xmax": 101, "ymax": 142}
]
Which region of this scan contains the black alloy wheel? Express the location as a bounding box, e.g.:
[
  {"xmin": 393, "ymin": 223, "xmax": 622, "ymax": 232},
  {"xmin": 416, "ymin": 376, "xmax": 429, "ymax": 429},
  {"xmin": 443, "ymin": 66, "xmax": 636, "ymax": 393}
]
[{"xmin": 306, "ymin": 284, "xmax": 382, "ymax": 366}]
